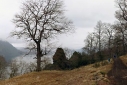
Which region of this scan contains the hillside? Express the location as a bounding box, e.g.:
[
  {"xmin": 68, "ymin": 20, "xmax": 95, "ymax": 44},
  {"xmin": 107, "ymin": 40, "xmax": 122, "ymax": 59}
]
[
  {"xmin": 0, "ymin": 60, "xmax": 113, "ymax": 85},
  {"xmin": 0, "ymin": 40, "xmax": 21, "ymax": 61},
  {"xmin": 1, "ymin": 55, "xmax": 127, "ymax": 85}
]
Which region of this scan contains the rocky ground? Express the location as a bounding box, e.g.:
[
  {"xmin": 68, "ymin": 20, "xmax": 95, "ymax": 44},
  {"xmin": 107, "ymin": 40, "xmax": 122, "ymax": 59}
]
[{"xmin": 108, "ymin": 58, "xmax": 127, "ymax": 85}]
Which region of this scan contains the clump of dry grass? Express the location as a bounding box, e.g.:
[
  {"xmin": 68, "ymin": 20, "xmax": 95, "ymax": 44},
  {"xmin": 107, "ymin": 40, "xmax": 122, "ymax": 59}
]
[{"xmin": 120, "ymin": 55, "xmax": 127, "ymax": 66}]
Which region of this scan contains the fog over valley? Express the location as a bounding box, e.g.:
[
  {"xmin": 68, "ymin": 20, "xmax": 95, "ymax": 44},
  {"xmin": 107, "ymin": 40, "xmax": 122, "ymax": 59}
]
[{"xmin": 0, "ymin": 0, "xmax": 125, "ymax": 84}]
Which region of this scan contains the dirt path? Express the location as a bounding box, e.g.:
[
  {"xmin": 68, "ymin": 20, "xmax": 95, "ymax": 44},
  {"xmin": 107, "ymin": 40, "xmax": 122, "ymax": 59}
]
[{"xmin": 107, "ymin": 58, "xmax": 127, "ymax": 85}]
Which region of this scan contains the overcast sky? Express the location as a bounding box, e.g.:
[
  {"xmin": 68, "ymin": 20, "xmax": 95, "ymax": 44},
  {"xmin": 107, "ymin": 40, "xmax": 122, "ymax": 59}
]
[{"xmin": 0, "ymin": 0, "xmax": 117, "ymax": 50}]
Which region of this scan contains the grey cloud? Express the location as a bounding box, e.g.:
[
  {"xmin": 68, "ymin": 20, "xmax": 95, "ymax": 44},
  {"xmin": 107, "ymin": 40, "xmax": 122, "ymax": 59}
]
[
  {"xmin": 64, "ymin": 0, "xmax": 116, "ymax": 28},
  {"xmin": 0, "ymin": 0, "xmax": 117, "ymax": 50}
]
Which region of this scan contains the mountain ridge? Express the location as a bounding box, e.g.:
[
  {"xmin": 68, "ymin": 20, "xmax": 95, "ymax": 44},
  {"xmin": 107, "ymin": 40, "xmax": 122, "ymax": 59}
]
[{"xmin": 0, "ymin": 40, "xmax": 21, "ymax": 61}]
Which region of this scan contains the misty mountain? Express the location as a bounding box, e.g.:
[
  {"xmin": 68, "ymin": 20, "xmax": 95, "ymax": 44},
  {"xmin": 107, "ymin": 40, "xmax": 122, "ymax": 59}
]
[
  {"xmin": 0, "ymin": 40, "xmax": 22, "ymax": 61},
  {"xmin": 17, "ymin": 47, "xmax": 35, "ymax": 55}
]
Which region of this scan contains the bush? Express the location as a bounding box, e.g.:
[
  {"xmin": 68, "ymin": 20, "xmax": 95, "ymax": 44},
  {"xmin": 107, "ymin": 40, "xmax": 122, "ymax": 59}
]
[
  {"xmin": 93, "ymin": 62, "xmax": 100, "ymax": 68},
  {"xmin": 44, "ymin": 64, "xmax": 55, "ymax": 70},
  {"xmin": 101, "ymin": 61, "xmax": 108, "ymax": 66},
  {"xmin": 100, "ymin": 71, "xmax": 106, "ymax": 76},
  {"xmin": 69, "ymin": 51, "xmax": 82, "ymax": 68}
]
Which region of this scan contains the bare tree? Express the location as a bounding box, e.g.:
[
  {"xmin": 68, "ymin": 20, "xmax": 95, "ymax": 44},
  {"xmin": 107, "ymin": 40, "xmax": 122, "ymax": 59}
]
[
  {"xmin": 115, "ymin": 0, "xmax": 127, "ymax": 55},
  {"xmin": 103, "ymin": 23, "xmax": 114, "ymax": 58},
  {"xmin": 63, "ymin": 47, "xmax": 74, "ymax": 59},
  {"xmin": 41, "ymin": 57, "xmax": 52, "ymax": 69},
  {"xmin": 84, "ymin": 33, "xmax": 95, "ymax": 55},
  {"xmin": 8, "ymin": 58, "xmax": 33, "ymax": 78},
  {"xmin": 18, "ymin": 60, "xmax": 29, "ymax": 75},
  {"xmin": 94, "ymin": 21, "xmax": 105, "ymax": 60},
  {"xmin": 115, "ymin": 0, "xmax": 127, "ymax": 21},
  {"xmin": 113, "ymin": 21, "xmax": 127, "ymax": 55},
  {"xmin": 0, "ymin": 56, "xmax": 6, "ymax": 79},
  {"xmin": 27, "ymin": 62, "xmax": 36, "ymax": 72},
  {"xmin": 11, "ymin": 0, "xmax": 73, "ymax": 71},
  {"xmin": 83, "ymin": 33, "xmax": 96, "ymax": 63},
  {"xmin": 9, "ymin": 60, "xmax": 19, "ymax": 78}
]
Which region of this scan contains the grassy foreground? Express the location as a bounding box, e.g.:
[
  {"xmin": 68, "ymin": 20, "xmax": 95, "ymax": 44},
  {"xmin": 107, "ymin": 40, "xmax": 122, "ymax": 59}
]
[{"xmin": 0, "ymin": 60, "xmax": 114, "ymax": 85}]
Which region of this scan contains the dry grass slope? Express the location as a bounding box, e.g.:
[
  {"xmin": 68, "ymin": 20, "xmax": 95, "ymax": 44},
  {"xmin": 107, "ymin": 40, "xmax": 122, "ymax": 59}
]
[
  {"xmin": 0, "ymin": 60, "xmax": 113, "ymax": 85},
  {"xmin": 120, "ymin": 55, "xmax": 127, "ymax": 67}
]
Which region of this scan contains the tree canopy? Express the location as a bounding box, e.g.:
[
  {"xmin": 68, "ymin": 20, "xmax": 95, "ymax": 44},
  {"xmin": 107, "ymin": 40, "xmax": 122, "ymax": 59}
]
[{"xmin": 11, "ymin": 0, "xmax": 74, "ymax": 71}]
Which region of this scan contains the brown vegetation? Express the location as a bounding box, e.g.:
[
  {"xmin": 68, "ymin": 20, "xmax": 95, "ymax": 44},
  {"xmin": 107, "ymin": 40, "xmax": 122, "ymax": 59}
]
[{"xmin": 0, "ymin": 60, "xmax": 112, "ymax": 85}]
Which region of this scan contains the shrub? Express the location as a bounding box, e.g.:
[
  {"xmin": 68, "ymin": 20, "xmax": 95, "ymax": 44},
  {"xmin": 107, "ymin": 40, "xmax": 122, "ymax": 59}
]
[
  {"xmin": 93, "ymin": 62, "xmax": 100, "ymax": 68},
  {"xmin": 100, "ymin": 71, "xmax": 106, "ymax": 76},
  {"xmin": 101, "ymin": 61, "xmax": 108, "ymax": 66}
]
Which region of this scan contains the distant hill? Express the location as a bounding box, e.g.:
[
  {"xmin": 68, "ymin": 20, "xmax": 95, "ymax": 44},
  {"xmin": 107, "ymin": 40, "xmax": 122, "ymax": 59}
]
[{"xmin": 0, "ymin": 40, "xmax": 21, "ymax": 62}]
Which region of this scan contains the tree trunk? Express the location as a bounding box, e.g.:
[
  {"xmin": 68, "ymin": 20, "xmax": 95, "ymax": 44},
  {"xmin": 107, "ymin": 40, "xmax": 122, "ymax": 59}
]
[
  {"xmin": 36, "ymin": 43, "xmax": 42, "ymax": 72},
  {"xmin": 108, "ymin": 38, "xmax": 112, "ymax": 58},
  {"xmin": 122, "ymin": 35, "xmax": 125, "ymax": 55}
]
